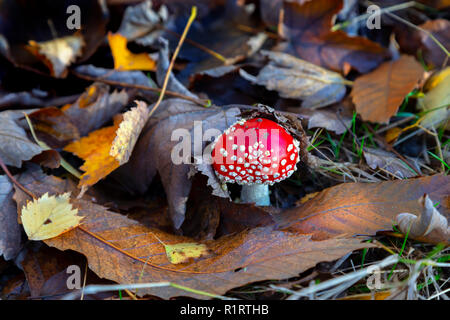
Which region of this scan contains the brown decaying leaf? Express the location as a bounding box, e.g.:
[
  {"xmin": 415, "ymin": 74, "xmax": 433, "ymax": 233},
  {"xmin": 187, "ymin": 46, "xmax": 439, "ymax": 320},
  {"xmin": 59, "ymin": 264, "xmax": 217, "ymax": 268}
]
[
  {"xmin": 240, "ymin": 51, "xmax": 347, "ymax": 108},
  {"xmin": 114, "ymin": 99, "xmax": 241, "ymax": 229},
  {"xmin": 28, "ymin": 107, "xmax": 80, "ymax": 148},
  {"xmin": 397, "ymin": 194, "xmax": 449, "ymax": 244},
  {"xmin": 280, "ymin": 0, "xmax": 389, "ymax": 74},
  {"xmin": 61, "ymin": 82, "xmax": 129, "ymax": 137},
  {"xmin": 0, "ymin": 175, "xmax": 22, "ymax": 260},
  {"xmin": 276, "ymin": 175, "xmax": 449, "ymax": 241},
  {"xmin": 351, "ymin": 55, "xmax": 424, "ymax": 123},
  {"xmin": 13, "ymin": 172, "xmax": 373, "ymax": 299},
  {"xmin": 0, "ymin": 110, "xmax": 43, "ymax": 167}
]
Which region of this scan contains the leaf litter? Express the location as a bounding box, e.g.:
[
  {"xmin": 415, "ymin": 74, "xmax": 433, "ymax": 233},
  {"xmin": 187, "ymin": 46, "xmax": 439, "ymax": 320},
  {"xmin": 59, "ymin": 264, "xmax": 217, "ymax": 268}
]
[{"xmin": 0, "ymin": 0, "xmax": 449, "ymax": 301}]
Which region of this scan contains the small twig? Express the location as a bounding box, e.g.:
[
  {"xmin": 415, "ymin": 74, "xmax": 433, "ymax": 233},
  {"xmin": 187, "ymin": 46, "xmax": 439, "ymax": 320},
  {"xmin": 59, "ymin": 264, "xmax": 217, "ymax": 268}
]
[
  {"xmin": 71, "ymin": 71, "xmax": 209, "ymax": 107},
  {"xmin": 0, "ymin": 156, "xmax": 37, "ymax": 199},
  {"xmin": 148, "ymin": 6, "xmax": 198, "ymax": 118}
]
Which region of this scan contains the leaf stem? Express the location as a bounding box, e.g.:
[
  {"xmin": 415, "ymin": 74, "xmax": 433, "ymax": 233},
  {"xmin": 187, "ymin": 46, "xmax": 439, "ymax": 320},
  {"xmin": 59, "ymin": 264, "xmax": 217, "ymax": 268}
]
[
  {"xmin": 0, "ymin": 156, "xmax": 37, "ymax": 199},
  {"xmin": 148, "ymin": 6, "xmax": 198, "ymax": 118}
]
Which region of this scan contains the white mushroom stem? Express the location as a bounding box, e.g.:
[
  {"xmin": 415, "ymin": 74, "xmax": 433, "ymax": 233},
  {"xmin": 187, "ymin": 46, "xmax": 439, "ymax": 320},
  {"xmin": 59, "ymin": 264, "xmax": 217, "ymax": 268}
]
[{"xmin": 241, "ymin": 184, "xmax": 270, "ymax": 206}]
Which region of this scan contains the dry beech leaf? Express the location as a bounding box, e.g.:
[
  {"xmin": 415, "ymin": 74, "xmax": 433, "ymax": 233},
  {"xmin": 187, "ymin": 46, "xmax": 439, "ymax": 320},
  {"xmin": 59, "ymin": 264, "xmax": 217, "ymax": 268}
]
[
  {"xmin": 397, "ymin": 194, "xmax": 449, "ymax": 244},
  {"xmin": 110, "ymin": 101, "xmax": 149, "ymax": 165},
  {"xmin": 21, "ymin": 192, "xmax": 83, "ymax": 241},
  {"xmin": 61, "ymin": 82, "xmax": 129, "ymax": 137},
  {"xmin": 64, "ymin": 117, "xmax": 122, "ymax": 188},
  {"xmin": 0, "ymin": 110, "xmax": 43, "ymax": 167},
  {"xmin": 114, "ymin": 99, "xmax": 241, "ymax": 229},
  {"xmin": 108, "ymin": 32, "xmax": 156, "ymax": 71},
  {"xmin": 280, "ymin": 0, "xmax": 389, "ymax": 74},
  {"xmin": 351, "ymin": 55, "xmax": 424, "ymax": 123},
  {"xmin": 417, "ymin": 67, "xmax": 450, "ymax": 130},
  {"xmin": 240, "ymin": 51, "xmax": 347, "ymax": 108},
  {"xmin": 276, "ymin": 175, "xmax": 449, "ymax": 240},
  {"xmin": 163, "ymin": 242, "xmax": 210, "ymax": 265},
  {"xmin": 13, "ymin": 170, "xmax": 373, "ymax": 299},
  {"xmin": 363, "ymin": 148, "xmax": 420, "ymax": 178},
  {"xmin": 27, "ymin": 34, "xmax": 85, "ymax": 78}
]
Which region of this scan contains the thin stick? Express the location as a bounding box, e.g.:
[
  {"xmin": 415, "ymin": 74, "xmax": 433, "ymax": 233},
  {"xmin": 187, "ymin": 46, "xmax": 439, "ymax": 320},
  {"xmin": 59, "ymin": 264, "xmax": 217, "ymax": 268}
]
[
  {"xmin": 0, "ymin": 156, "xmax": 37, "ymax": 199},
  {"xmin": 148, "ymin": 6, "xmax": 198, "ymax": 118},
  {"xmin": 71, "ymin": 71, "xmax": 208, "ymax": 107}
]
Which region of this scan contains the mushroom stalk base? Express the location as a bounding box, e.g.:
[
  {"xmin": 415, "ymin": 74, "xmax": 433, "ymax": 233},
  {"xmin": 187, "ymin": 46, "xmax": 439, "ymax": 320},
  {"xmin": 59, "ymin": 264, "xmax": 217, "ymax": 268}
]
[{"xmin": 241, "ymin": 184, "xmax": 270, "ymax": 206}]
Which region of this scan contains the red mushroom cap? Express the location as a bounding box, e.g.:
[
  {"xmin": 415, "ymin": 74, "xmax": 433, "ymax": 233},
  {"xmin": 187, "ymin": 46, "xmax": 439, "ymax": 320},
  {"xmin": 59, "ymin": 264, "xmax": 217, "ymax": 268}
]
[{"xmin": 212, "ymin": 117, "xmax": 300, "ymax": 185}]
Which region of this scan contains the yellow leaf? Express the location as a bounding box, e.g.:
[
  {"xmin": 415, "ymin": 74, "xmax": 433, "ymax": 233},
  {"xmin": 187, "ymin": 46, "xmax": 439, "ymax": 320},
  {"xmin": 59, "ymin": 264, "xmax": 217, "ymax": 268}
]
[
  {"xmin": 64, "ymin": 116, "xmax": 122, "ymax": 187},
  {"xmin": 110, "ymin": 101, "xmax": 149, "ymax": 165},
  {"xmin": 27, "ymin": 34, "xmax": 84, "ymax": 78},
  {"xmin": 418, "ymin": 67, "xmax": 450, "ymax": 130},
  {"xmin": 21, "ymin": 193, "xmax": 83, "ymax": 240},
  {"xmin": 164, "ymin": 242, "xmax": 210, "ymax": 264},
  {"xmin": 108, "ymin": 32, "xmax": 156, "ymax": 71}
]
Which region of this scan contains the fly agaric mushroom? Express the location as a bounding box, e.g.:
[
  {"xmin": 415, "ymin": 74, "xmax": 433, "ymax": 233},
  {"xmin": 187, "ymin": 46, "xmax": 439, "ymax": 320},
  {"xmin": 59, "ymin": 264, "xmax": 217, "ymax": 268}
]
[{"xmin": 211, "ymin": 117, "xmax": 300, "ymax": 206}]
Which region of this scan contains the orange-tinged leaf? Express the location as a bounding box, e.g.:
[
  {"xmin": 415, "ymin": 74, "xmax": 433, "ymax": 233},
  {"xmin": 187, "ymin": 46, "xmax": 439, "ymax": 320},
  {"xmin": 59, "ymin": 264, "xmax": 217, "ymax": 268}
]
[
  {"xmin": 276, "ymin": 175, "xmax": 449, "ymax": 241},
  {"xmin": 14, "ymin": 172, "xmax": 374, "ymax": 299},
  {"xmin": 64, "ymin": 117, "xmax": 122, "ymax": 187},
  {"xmin": 108, "ymin": 32, "xmax": 156, "ymax": 71},
  {"xmin": 351, "ymin": 55, "xmax": 424, "ymax": 123}
]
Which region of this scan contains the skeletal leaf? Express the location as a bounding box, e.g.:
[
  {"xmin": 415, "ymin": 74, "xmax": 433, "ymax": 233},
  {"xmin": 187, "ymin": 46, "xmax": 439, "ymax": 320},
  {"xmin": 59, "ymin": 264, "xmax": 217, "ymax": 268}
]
[
  {"xmin": 21, "ymin": 193, "xmax": 83, "ymax": 241},
  {"xmin": 363, "ymin": 148, "xmax": 420, "ymax": 178},
  {"xmin": 240, "ymin": 51, "xmax": 347, "ymax": 108},
  {"xmin": 110, "ymin": 101, "xmax": 149, "ymax": 165},
  {"xmin": 27, "ymin": 34, "xmax": 85, "ymax": 78},
  {"xmin": 396, "ymin": 194, "xmax": 449, "ymax": 243},
  {"xmin": 163, "ymin": 242, "xmax": 210, "ymax": 264}
]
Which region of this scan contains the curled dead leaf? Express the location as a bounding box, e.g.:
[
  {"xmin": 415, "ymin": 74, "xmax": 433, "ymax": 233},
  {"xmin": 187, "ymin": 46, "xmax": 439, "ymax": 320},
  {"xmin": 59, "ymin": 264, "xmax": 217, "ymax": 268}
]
[{"xmin": 396, "ymin": 194, "xmax": 449, "ymax": 244}]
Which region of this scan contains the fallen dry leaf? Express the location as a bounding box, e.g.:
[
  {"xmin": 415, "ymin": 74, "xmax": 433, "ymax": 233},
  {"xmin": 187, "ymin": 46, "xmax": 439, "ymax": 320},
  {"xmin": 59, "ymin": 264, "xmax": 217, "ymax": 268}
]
[
  {"xmin": 363, "ymin": 148, "xmax": 420, "ymax": 179},
  {"xmin": 397, "ymin": 194, "xmax": 449, "ymax": 244},
  {"xmin": 26, "ymin": 34, "xmax": 85, "ymax": 78},
  {"xmin": 116, "ymin": 0, "xmax": 168, "ymax": 46},
  {"xmin": 21, "ymin": 192, "xmax": 83, "ymax": 241},
  {"xmin": 108, "ymin": 32, "xmax": 156, "ymax": 71},
  {"xmin": 64, "ymin": 117, "xmax": 122, "ymax": 188},
  {"xmin": 62, "ymin": 83, "xmax": 129, "ymax": 137},
  {"xmin": 27, "ymin": 107, "xmax": 80, "ymax": 148},
  {"xmin": 280, "ymin": 0, "xmax": 389, "ymax": 74},
  {"xmin": 240, "ymin": 51, "xmax": 347, "ymax": 108},
  {"xmin": 417, "ymin": 66, "xmax": 450, "ymax": 130},
  {"xmin": 13, "ymin": 171, "xmax": 374, "ymax": 299},
  {"xmin": 351, "ymin": 55, "xmax": 424, "ymax": 123},
  {"xmin": 276, "ymin": 175, "xmax": 449, "ymax": 241},
  {"xmin": 0, "ymin": 175, "xmax": 22, "ymax": 260},
  {"xmin": 110, "ymin": 101, "xmax": 149, "ymax": 165},
  {"xmin": 65, "ymin": 101, "xmax": 150, "ymax": 188},
  {"xmin": 0, "ymin": 110, "xmax": 43, "ymax": 167}
]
